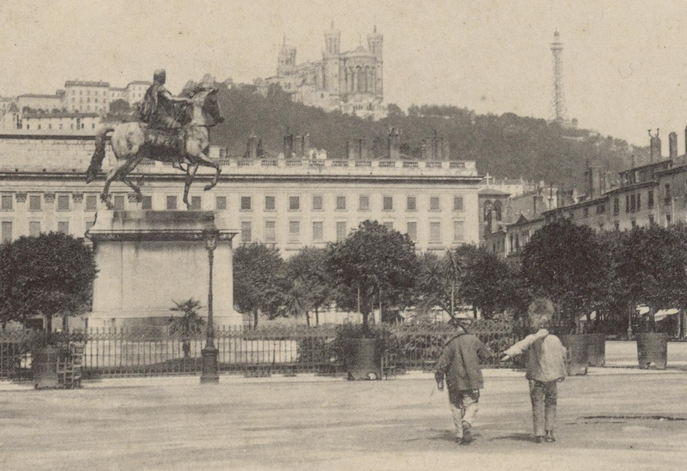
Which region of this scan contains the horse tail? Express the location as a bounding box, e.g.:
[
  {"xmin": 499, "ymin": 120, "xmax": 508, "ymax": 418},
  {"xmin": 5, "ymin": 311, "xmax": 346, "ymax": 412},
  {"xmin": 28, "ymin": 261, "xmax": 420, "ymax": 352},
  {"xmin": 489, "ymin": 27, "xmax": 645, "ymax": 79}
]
[{"xmin": 86, "ymin": 126, "xmax": 115, "ymax": 183}]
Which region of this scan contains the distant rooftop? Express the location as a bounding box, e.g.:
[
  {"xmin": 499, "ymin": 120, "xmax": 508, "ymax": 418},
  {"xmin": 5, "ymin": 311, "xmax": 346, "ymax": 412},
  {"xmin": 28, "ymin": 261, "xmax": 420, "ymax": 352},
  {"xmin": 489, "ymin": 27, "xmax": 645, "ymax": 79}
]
[
  {"xmin": 127, "ymin": 81, "xmax": 151, "ymax": 86},
  {"xmin": 23, "ymin": 112, "xmax": 99, "ymax": 118},
  {"xmin": 64, "ymin": 80, "xmax": 110, "ymax": 88},
  {"xmin": 17, "ymin": 94, "xmax": 61, "ymax": 99}
]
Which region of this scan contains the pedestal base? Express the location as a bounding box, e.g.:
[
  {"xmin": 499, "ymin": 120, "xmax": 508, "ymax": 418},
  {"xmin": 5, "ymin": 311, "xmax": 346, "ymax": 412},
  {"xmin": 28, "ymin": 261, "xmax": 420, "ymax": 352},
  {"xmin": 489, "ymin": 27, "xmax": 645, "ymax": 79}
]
[{"xmin": 200, "ymin": 345, "xmax": 219, "ymax": 384}]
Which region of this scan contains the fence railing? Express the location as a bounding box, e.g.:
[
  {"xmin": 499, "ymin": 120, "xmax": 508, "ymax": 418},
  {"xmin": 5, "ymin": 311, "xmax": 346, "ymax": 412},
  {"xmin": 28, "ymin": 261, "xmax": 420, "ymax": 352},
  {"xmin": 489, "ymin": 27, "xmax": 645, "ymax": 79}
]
[{"xmin": 0, "ymin": 323, "xmax": 521, "ymax": 380}]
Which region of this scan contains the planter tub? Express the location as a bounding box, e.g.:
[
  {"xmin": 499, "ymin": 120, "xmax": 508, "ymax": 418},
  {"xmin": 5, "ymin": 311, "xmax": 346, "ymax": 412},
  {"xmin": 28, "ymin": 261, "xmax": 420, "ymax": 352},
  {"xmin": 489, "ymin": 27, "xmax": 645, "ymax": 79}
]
[
  {"xmin": 586, "ymin": 333, "xmax": 606, "ymax": 367},
  {"xmin": 636, "ymin": 333, "xmax": 668, "ymax": 369},
  {"xmin": 32, "ymin": 346, "xmax": 61, "ymax": 389},
  {"xmin": 560, "ymin": 335, "xmax": 588, "ymax": 376},
  {"xmin": 346, "ymin": 338, "xmax": 382, "ymax": 380}
]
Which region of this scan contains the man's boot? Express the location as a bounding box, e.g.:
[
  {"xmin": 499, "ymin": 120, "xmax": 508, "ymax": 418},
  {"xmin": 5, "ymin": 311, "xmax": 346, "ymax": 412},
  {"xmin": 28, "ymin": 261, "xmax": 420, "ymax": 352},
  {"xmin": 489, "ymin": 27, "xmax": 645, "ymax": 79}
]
[
  {"xmin": 461, "ymin": 422, "xmax": 474, "ymax": 445},
  {"xmin": 545, "ymin": 430, "xmax": 556, "ymax": 443}
]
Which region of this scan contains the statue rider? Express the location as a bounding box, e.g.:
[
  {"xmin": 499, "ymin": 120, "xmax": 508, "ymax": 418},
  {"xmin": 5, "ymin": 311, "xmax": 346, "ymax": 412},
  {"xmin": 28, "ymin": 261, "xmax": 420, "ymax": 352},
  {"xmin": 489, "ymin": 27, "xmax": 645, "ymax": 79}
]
[{"xmin": 139, "ymin": 69, "xmax": 191, "ymax": 130}]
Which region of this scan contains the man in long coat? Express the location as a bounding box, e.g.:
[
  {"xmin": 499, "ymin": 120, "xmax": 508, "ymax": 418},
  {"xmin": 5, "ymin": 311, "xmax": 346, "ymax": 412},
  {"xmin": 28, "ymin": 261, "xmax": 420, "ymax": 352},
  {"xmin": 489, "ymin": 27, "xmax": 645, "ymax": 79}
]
[{"xmin": 435, "ymin": 321, "xmax": 492, "ymax": 444}]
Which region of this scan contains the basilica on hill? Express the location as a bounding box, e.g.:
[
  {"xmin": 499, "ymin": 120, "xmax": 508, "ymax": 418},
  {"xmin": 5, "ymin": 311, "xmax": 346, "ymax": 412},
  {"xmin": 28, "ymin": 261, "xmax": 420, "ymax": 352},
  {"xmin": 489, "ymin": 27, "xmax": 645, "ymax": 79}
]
[{"xmin": 256, "ymin": 22, "xmax": 387, "ymax": 120}]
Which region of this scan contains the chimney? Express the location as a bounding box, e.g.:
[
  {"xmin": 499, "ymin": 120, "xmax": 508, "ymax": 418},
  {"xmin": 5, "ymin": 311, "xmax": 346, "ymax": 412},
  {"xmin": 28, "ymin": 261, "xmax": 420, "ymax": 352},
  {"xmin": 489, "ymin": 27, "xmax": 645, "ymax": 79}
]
[
  {"xmin": 649, "ymin": 128, "xmax": 661, "ymax": 162},
  {"xmin": 283, "ymin": 133, "xmax": 294, "ymax": 159},
  {"xmin": 388, "ymin": 128, "xmax": 400, "ymax": 160},
  {"xmin": 294, "ymin": 135, "xmax": 304, "ymax": 158},
  {"xmin": 246, "ymin": 134, "xmax": 258, "ymax": 159},
  {"xmin": 669, "ymin": 131, "xmax": 678, "ymax": 159},
  {"xmin": 303, "ymin": 133, "xmax": 310, "ymax": 156}
]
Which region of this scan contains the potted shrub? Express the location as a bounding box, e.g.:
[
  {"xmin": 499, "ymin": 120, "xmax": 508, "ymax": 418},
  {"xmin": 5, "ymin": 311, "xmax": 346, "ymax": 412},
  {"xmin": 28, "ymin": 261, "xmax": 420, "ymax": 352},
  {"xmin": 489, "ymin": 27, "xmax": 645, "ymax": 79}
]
[
  {"xmin": 557, "ymin": 322, "xmax": 589, "ymax": 376},
  {"xmin": 635, "ymin": 310, "xmax": 668, "ymax": 369},
  {"xmin": 31, "ymin": 331, "xmax": 70, "ymax": 389},
  {"xmin": 332, "ymin": 324, "xmax": 391, "ymax": 380}
]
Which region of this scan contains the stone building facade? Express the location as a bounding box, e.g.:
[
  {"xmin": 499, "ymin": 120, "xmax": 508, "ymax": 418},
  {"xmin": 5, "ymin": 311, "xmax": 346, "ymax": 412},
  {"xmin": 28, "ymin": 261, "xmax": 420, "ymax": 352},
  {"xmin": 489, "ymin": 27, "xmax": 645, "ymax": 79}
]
[
  {"xmin": 262, "ymin": 23, "xmax": 386, "ymax": 120},
  {"xmin": 0, "ymin": 132, "xmax": 482, "ymax": 256}
]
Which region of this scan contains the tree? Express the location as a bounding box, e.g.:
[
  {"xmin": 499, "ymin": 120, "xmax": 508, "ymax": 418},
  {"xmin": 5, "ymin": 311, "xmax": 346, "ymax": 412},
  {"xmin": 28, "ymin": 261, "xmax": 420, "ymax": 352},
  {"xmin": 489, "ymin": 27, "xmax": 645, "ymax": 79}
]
[
  {"xmin": 604, "ymin": 225, "xmax": 687, "ymax": 332},
  {"xmin": 168, "ymin": 298, "xmax": 205, "ymax": 358},
  {"xmin": 415, "ymin": 251, "xmax": 462, "ymax": 318},
  {"xmin": 326, "ymin": 220, "xmax": 416, "ymax": 327},
  {"xmin": 109, "ymin": 99, "xmax": 130, "ymax": 113},
  {"xmin": 457, "ymin": 244, "xmax": 527, "ymax": 319},
  {"xmin": 233, "ymin": 243, "xmax": 284, "ymax": 328},
  {"xmin": 521, "ymin": 219, "xmax": 607, "ymax": 325},
  {"xmin": 0, "ymin": 233, "xmax": 97, "ymax": 331},
  {"xmin": 281, "ymin": 248, "xmax": 333, "ymax": 326}
]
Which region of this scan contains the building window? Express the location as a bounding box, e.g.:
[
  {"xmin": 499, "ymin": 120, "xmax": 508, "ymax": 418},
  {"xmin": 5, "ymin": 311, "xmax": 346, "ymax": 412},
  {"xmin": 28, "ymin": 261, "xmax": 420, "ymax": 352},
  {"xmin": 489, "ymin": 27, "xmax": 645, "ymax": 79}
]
[
  {"xmin": 114, "ymin": 195, "xmax": 125, "ymax": 210},
  {"xmin": 216, "ymin": 196, "xmax": 227, "ymax": 210},
  {"xmin": 648, "ymin": 190, "xmax": 654, "ymax": 208},
  {"xmin": 29, "ymin": 221, "xmax": 41, "ymax": 237},
  {"xmin": 336, "ymin": 221, "xmax": 347, "ymax": 242},
  {"xmin": 406, "ymin": 196, "xmax": 417, "ymax": 211},
  {"xmin": 289, "ymin": 220, "xmax": 300, "ymax": 241},
  {"xmin": 313, "ymin": 221, "xmax": 324, "ymax": 241},
  {"xmin": 649, "ymin": 214, "xmax": 655, "ymax": 225},
  {"xmin": 85, "ymin": 195, "xmax": 97, "ymax": 211},
  {"xmin": 191, "ymin": 196, "xmax": 201, "ymax": 210},
  {"xmin": 359, "ymin": 195, "xmax": 370, "ymax": 211},
  {"xmin": 630, "ymin": 194, "xmax": 636, "ymax": 212},
  {"xmin": 636, "ymin": 193, "xmax": 641, "ymax": 211},
  {"xmin": 583, "ymin": 207, "xmax": 589, "ymax": 218},
  {"xmin": 240, "ymin": 196, "xmax": 252, "ymax": 211},
  {"xmin": 289, "ymin": 196, "xmax": 300, "ymax": 211},
  {"xmin": 1, "ymin": 195, "xmax": 12, "ymax": 211},
  {"xmin": 336, "ymin": 196, "xmax": 347, "ymax": 211},
  {"xmin": 430, "ymin": 196, "xmax": 440, "ymax": 211},
  {"xmin": 241, "ymin": 221, "xmax": 252, "ymax": 244},
  {"xmin": 631, "ymin": 220, "xmax": 637, "ymax": 228},
  {"xmin": 265, "ymin": 196, "xmax": 276, "ymax": 211},
  {"xmin": 429, "ymin": 221, "xmax": 441, "ymax": 242},
  {"xmin": 614, "ymin": 221, "xmax": 620, "ymax": 231},
  {"xmin": 57, "ymin": 195, "xmax": 70, "ymax": 211},
  {"xmin": 141, "ymin": 196, "xmax": 152, "ymax": 210},
  {"xmin": 596, "ymin": 203, "xmax": 606, "ymax": 215},
  {"xmin": 57, "ymin": 221, "xmax": 69, "ymax": 235},
  {"xmin": 166, "ymin": 196, "xmax": 177, "ymax": 210},
  {"xmin": 613, "ymin": 197, "xmax": 619, "ymax": 216},
  {"xmin": 625, "ymin": 195, "xmax": 630, "ymax": 213},
  {"xmin": 453, "ymin": 221, "xmax": 464, "ymax": 241},
  {"xmin": 383, "ymin": 221, "xmax": 394, "ymax": 231},
  {"xmin": 1, "ymin": 221, "xmax": 12, "ymax": 242},
  {"xmin": 265, "ymin": 220, "xmax": 276, "ymax": 242},
  {"xmin": 29, "ymin": 195, "xmax": 41, "ymax": 211},
  {"xmin": 406, "ymin": 221, "xmax": 417, "ymax": 241},
  {"xmin": 453, "ymin": 196, "xmax": 464, "ymax": 211},
  {"xmin": 312, "ymin": 195, "xmax": 323, "ymax": 210},
  {"xmin": 666, "ymin": 214, "xmax": 672, "ymax": 225},
  {"xmin": 383, "ymin": 196, "xmax": 393, "ymax": 211}
]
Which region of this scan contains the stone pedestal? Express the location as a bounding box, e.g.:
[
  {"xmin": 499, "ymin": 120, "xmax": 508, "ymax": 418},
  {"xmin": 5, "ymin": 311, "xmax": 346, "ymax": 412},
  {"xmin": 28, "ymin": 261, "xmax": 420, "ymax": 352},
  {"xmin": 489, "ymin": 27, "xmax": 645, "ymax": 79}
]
[{"xmin": 87, "ymin": 210, "xmax": 240, "ymax": 328}]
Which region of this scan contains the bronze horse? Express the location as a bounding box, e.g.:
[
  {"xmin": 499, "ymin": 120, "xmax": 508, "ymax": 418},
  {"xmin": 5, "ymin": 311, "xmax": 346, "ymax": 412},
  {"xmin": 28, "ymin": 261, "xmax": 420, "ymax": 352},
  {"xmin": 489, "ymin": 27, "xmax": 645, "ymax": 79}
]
[{"xmin": 85, "ymin": 84, "xmax": 223, "ymax": 210}]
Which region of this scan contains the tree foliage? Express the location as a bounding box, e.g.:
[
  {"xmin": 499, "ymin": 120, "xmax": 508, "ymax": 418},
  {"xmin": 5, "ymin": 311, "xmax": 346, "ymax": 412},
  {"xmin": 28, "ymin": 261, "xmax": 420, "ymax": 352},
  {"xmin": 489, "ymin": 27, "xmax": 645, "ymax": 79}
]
[
  {"xmin": 521, "ymin": 219, "xmax": 608, "ymax": 323},
  {"xmin": 0, "ymin": 233, "xmax": 97, "ymax": 330},
  {"xmin": 233, "ymin": 243, "xmax": 284, "ymax": 328},
  {"xmin": 326, "ymin": 221, "xmax": 416, "ymax": 327}
]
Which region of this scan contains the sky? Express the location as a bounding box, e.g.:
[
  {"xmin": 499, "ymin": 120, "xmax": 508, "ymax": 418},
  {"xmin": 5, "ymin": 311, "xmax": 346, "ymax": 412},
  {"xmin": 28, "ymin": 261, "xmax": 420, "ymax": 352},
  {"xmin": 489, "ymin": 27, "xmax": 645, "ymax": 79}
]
[{"xmin": 1, "ymin": 0, "xmax": 687, "ymax": 146}]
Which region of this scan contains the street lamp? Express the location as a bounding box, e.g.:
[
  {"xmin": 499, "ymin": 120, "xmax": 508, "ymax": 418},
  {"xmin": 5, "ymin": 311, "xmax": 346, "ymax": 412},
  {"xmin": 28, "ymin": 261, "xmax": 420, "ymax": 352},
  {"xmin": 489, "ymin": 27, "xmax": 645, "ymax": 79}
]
[{"xmin": 201, "ymin": 225, "xmax": 220, "ymax": 384}]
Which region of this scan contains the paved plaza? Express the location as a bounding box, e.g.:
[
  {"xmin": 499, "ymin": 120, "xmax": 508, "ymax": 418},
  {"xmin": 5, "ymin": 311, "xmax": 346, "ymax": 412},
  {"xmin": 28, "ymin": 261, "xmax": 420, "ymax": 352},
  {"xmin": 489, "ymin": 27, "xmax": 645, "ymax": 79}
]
[{"xmin": 1, "ymin": 343, "xmax": 687, "ymax": 471}]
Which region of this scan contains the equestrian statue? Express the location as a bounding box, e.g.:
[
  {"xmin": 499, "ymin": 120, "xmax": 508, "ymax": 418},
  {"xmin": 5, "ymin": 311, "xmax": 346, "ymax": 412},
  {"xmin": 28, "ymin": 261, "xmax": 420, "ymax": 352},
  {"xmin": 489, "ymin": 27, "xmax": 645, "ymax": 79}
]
[{"xmin": 85, "ymin": 69, "xmax": 224, "ymax": 210}]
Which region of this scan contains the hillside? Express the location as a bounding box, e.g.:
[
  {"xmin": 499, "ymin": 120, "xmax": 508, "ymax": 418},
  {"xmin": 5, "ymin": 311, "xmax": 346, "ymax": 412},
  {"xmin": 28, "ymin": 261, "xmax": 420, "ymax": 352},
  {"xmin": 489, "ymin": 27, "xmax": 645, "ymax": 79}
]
[{"xmin": 210, "ymin": 84, "xmax": 644, "ymax": 188}]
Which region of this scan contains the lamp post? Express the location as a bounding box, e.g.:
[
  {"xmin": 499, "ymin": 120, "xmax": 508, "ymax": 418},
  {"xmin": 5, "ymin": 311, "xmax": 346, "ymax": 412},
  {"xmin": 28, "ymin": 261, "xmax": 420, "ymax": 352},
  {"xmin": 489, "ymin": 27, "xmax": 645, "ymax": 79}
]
[{"xmin": 201, "ymin": 225, "xmax": 220, "ymax": 384}]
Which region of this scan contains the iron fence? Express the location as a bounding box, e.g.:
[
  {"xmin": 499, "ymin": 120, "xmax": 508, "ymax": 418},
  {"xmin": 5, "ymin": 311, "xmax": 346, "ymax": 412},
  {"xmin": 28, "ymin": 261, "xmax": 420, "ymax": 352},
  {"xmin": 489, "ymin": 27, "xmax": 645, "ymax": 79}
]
[{"xmin": 1, "ymin": 322, "xmax": 521, "ymax": 380}]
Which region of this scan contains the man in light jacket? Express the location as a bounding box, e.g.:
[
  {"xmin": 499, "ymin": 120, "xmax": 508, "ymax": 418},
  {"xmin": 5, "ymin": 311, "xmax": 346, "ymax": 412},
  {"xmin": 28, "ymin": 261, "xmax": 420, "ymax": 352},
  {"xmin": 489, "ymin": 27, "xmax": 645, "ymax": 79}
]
[
  {"xmin": 435, "ymin": 320, "xmax": 492, "ymax": 445},
  {"xmin": 501, "ymin": 298, "xmax": 567, "ymax": 443}
]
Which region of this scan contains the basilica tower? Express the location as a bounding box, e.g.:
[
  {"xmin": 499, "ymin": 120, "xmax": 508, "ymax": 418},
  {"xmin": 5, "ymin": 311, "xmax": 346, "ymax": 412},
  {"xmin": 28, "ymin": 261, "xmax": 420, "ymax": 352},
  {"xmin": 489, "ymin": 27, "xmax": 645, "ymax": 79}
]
[
  {"xmin": 367, "ymin": 24, "xmax": 383, "ymax": 100},
  {"xmin": 323, "ymin": 21, "xmax": 341, "ymax": 94}
]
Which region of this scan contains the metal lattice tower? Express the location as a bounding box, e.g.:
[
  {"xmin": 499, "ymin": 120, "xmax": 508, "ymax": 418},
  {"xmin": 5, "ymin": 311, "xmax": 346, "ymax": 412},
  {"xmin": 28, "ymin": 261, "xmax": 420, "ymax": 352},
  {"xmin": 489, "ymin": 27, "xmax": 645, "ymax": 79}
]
[{"xmin": 550, "ymin": 30, "xmax": 567, "ymax": 122}]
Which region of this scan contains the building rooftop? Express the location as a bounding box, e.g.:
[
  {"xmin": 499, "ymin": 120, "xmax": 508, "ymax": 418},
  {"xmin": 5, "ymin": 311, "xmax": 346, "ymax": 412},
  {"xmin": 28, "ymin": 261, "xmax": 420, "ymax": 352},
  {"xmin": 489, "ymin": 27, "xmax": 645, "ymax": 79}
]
[
  {"xmin": 126, "ymin": 81, "xmax": 151, "ymax": 87},
  {"xmin": 64, "ymin": 80, "xmax": 110, "ymax": 88},
  {"xmin": 23, "ymin": 112, "xmax": 99, "ymax": 118},
  {"xmin": 17, "ymin": 94, "xmax": 61, "ymax": 99}
]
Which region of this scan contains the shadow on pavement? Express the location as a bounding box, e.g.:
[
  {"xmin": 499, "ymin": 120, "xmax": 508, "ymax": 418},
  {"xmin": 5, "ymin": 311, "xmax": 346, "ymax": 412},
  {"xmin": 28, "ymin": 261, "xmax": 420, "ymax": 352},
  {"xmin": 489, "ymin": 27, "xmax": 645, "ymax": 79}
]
[{"xmin": 490, "ymin": 432, "xmax": 538, "ymax": 443}]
